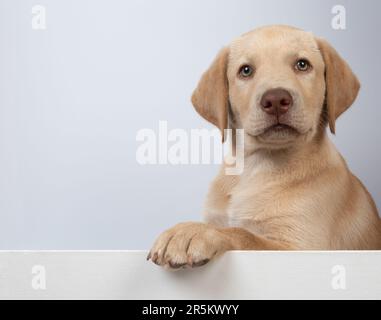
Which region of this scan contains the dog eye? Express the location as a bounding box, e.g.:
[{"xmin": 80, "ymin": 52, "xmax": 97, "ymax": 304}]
[
  {"xmin": 295, "ymin": 59, "xmax": 311, "ymax": 72},
  {"xmin": 238, "ymin": 65, "xmax": 254, "ymax": 78}
]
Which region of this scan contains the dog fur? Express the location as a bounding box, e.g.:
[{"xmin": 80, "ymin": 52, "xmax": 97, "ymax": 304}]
[{"xmin": 147, "ymin": 25, "xmax": 381, "ymax": 270}]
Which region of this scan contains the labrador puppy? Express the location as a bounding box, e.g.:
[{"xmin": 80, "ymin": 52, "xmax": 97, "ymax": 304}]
[{"xmin": 147, "ymin": 25, "xmax": 381, "ymax": 269}]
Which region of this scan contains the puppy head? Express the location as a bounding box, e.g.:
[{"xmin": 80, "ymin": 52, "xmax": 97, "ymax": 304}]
[{"xmin": 192, "ymin": 25, "xmax": 360, "ymax": 151}]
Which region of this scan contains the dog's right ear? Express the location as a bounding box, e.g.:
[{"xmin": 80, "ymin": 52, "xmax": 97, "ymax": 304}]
[{"xmin": 191, "ymin": 47, "xmax": 230, "ymax": 142}]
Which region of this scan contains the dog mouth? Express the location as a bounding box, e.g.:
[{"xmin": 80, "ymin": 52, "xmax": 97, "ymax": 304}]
[
  {"xmin": 263, "ymin": 123, "xmax": 298, "ymax": 134},
  {"xmin": 247, "ymin": 123, "xmax": 300, "ymax": 143}
]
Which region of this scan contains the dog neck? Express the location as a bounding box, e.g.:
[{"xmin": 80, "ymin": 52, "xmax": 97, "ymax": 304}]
[{"xmin": 241, "ymin": 131, "xmax": 343, "ymax": 180}]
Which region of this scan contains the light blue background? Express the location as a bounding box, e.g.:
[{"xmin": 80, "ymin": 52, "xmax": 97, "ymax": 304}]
[{"xmin": 0, "ymin": 0, "xmax": 380, "ymax": 249}]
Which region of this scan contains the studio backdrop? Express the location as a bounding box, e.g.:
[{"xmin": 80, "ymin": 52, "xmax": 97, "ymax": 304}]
[{"xmin": 0, "ymin": 0, "xmax": 380, "ymax": 249}]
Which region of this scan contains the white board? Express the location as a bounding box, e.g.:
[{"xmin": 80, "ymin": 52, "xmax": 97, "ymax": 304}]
[{"xmin": 0, "ymin": 251, "xmax": 380, "ymax": 300}]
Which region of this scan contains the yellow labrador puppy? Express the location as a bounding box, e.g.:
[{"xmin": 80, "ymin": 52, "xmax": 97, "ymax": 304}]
[{"xmin": 147, "ymin": 25, "xmax": 381, "ymax": 269}]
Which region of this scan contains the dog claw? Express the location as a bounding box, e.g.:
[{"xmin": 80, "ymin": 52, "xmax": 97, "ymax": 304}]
[
  {"xmin": 151, "ymin": 252, "xmax": 159, "ymax": 264},
  {"xmin": 168, "ymin": 261, "xmax": 187, "ymax": 269},
  {"xmin": 192, "ymin": 259, "xmax": 210, "ymax": 267}
]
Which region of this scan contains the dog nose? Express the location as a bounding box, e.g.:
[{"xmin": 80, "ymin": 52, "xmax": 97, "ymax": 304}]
[{"xmin": 260, "ymin": 88, "xmax": 293, "ymax": 116}]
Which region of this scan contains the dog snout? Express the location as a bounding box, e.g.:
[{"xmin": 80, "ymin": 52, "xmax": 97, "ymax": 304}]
[{"xmin": 260, "ymin": 88, "xmax": 293, "ymax": 117}]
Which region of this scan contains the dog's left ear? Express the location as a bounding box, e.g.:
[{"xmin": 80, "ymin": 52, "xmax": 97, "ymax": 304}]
[
  {"xmin": 316, "ymin": 38, "xmax": 360, "ymax": 134},
  {"xmin": 191, "ymin": 47, "xmax": 230, "ymax": 142}
]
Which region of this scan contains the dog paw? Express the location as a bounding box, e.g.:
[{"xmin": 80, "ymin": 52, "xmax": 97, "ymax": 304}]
[{"xmin": 147, "ymin": 222, "xmax": 231, "ymax": 270}]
